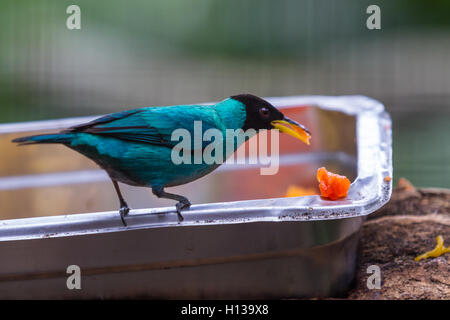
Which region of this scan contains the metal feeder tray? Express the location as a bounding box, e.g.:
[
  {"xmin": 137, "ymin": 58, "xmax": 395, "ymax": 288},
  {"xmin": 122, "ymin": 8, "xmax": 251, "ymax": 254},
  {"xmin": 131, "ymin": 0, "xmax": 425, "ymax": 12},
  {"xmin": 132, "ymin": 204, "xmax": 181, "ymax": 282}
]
[{"xmin": 0, "ymin": 95, "xmax": 392, "ymax": 299}]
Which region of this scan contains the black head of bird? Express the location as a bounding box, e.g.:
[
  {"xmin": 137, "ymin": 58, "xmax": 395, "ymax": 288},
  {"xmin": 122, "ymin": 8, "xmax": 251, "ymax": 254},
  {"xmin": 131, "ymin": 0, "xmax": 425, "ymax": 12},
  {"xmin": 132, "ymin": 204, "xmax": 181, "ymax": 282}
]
[{"xmin": 231, "ymin": 93, "xmax": 311, "ymax": 145}]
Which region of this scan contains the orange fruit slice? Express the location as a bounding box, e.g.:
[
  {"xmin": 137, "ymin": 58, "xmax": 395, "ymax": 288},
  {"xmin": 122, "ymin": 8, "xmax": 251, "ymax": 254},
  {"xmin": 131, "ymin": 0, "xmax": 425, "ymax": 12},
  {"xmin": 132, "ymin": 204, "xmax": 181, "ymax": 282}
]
[{"xmin": 317, "ymin": 167, "xmax": 350, "ymax": 200}]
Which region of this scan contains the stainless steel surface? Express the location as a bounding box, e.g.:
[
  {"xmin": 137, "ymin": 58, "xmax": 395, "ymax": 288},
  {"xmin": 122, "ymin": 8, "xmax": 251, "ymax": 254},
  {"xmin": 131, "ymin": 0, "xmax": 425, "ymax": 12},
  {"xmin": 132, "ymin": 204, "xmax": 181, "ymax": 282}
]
[{"xmin": 0, "ymin": 95, "xmax": 392, "ymax": 299}]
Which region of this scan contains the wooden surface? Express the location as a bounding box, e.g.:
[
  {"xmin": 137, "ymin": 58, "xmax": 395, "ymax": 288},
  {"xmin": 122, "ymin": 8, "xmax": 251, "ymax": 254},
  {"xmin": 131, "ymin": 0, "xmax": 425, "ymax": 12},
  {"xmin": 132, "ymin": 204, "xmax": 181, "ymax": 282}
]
[{"xmin": 346, "ymin": 179, "xmax": 450, "ymax": 299}]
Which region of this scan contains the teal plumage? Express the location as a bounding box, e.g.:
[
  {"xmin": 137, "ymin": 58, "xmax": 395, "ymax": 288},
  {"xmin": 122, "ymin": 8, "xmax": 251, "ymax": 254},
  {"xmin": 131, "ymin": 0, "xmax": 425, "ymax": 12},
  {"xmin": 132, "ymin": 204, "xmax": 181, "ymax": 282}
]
[{"xmin": 13, "ymin": 94, "xmax": 310, "ymax": 225}]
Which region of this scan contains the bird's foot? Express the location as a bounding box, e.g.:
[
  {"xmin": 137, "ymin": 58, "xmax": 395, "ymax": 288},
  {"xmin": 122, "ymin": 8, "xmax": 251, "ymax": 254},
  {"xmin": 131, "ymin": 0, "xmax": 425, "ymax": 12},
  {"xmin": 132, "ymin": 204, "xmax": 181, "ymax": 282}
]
[
  {"xmin": 119, "ymin": 206, "xmax": 130, "ymax": 226},
  {"xmin": 175, "ymin": 200, "xmax": 191, "ymax": 222}
]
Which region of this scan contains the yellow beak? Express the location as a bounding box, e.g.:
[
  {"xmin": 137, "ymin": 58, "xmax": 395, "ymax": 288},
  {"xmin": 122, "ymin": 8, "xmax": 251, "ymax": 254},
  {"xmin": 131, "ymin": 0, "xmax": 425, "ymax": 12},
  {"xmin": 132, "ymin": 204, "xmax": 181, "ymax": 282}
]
[{"xmin": 271, "ymin": 118, "xmax": 311, "ymax": 145}]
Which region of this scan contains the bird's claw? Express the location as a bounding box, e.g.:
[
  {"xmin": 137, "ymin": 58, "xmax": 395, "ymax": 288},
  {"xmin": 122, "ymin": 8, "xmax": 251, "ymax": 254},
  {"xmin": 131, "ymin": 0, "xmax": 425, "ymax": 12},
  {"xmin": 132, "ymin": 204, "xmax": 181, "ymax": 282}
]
[
  {"xmin": 119, "ymin": 206, "xmax": 130, "ymax": 226},
  {"xmin": 175, "ymin": 201, "xmax": 191, "ymax": 222}
]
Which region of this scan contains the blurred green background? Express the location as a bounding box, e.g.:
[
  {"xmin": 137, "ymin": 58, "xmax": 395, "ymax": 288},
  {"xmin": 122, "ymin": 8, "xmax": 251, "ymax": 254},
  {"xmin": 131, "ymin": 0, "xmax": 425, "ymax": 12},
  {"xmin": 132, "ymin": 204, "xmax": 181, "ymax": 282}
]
[{"xmin": 0, "ymin": 0, "xmax": 449, "ymax": 188}]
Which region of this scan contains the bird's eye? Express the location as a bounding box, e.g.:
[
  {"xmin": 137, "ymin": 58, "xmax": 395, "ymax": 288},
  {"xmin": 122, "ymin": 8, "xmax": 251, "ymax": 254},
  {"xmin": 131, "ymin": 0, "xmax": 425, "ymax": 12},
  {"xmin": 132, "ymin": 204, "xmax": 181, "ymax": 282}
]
[{"xmin": 259, "ymin": 107, "xmax": 270, "ymax": 118}]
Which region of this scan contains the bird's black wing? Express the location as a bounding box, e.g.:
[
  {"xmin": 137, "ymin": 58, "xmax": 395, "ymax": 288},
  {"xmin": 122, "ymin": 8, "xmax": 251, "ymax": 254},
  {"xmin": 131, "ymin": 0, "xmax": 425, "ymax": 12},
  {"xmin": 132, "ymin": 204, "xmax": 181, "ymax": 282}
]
[
  {"xmin": 66, "ymin": 109, "xmax": 144, "ymax": 132},
  {"xmin": 63, "ymin": 105, "xmax": 222, "ymax": 150},
  {"xmin": 64, "ymin": 109, "xmax": 175, "ymax": 148}
]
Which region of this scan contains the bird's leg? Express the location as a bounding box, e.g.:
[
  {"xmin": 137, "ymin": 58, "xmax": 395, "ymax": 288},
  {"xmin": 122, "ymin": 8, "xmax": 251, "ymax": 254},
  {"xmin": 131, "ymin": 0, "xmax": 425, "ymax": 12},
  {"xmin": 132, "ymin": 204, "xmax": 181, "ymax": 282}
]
[
  {"xmin": 152, "ymin": 187, "xmax": 191, "ymax": 222},
  {"xmin": 111, "ymin": 179, "xmax": 129, "ymax": 226}
]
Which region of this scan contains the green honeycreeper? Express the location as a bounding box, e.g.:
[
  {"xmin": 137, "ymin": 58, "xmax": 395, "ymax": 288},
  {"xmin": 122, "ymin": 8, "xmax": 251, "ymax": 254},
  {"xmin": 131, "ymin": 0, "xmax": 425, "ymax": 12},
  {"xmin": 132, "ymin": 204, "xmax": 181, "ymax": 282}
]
[{"xmin": 13, "ymin": 94, "xmax": 311, "ymax": 225}]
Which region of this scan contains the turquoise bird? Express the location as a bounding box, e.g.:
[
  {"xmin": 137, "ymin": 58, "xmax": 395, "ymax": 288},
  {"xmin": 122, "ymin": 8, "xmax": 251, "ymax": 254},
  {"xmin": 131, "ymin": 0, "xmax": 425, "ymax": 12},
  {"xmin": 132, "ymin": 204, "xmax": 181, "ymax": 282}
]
[{"xmin": 13, "ymin": 94, "xmax": 310, "ymax": 225}]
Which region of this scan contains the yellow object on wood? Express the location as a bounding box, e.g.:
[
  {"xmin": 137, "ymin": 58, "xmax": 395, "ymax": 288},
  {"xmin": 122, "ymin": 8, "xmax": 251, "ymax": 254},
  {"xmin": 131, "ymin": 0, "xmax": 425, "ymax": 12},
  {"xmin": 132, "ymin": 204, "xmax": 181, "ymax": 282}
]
[{"xmin": 415, "ymin": 235, "xmax": 450, "ymax": 262}]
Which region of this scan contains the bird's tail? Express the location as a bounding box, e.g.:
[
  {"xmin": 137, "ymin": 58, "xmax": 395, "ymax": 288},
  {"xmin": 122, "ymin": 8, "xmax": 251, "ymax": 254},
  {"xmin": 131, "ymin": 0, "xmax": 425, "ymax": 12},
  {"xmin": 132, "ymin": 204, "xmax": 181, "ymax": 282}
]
[{"xmin": 12, "ymin": 133, "xmax": 74, "ymax": 146}]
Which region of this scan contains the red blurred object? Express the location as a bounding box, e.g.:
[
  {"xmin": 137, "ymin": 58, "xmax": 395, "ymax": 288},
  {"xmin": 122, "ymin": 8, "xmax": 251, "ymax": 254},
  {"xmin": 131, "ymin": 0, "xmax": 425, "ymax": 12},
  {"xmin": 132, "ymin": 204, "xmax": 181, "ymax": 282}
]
[{"xmin": 223, "ymin": 105, "xmax": 316, "ymax": 200}]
